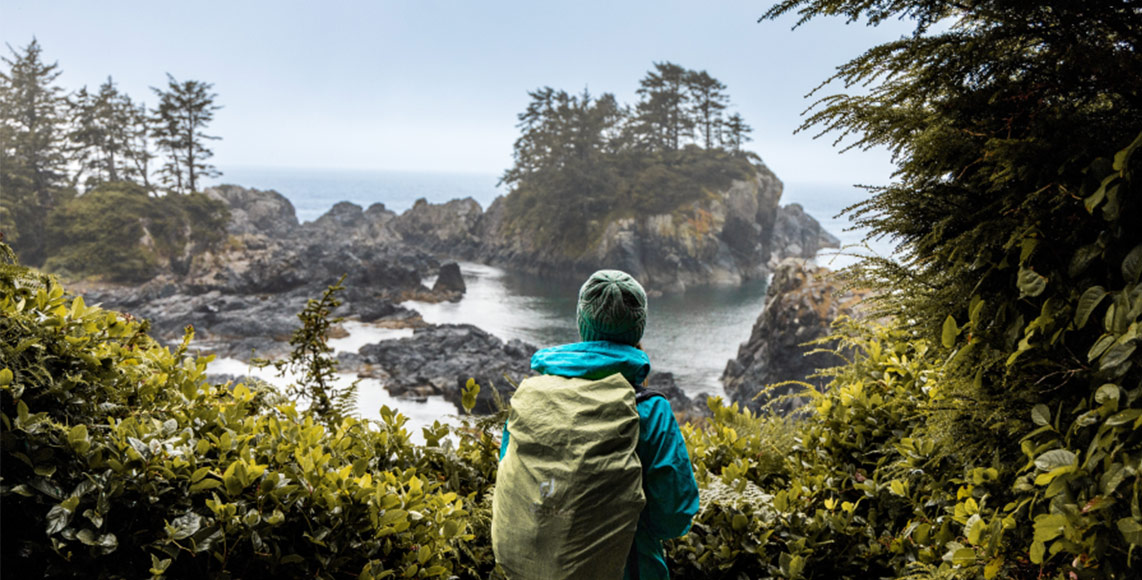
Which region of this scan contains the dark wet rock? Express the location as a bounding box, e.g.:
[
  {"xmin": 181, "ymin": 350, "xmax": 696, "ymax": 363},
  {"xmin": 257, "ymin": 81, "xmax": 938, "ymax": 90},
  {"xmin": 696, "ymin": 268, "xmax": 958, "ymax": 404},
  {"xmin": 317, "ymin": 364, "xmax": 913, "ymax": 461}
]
[
  {"xmin": 722, "ymin": 258, "xmax": 870, "ymax": 415},
  {"xmin": 357, "ymin": 324, "xmax": 537, "ymax": 414},
  {"xmin": 645, "ymin": 372, "xmax": 711, "ymax": 421},
  {"xmin": 432, "ymin": 262, "xmax": 466, "ymax": 296}
]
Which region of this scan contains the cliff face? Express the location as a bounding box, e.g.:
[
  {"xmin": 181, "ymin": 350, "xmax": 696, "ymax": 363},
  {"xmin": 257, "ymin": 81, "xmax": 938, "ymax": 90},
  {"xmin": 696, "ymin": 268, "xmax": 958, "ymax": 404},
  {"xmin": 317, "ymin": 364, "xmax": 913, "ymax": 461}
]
[
  {"xmin": 722, "ymin": 258, "xmax": 869, "ymax": 414},
  {"xmin": 477, "ymin": 166, "xmax": 810, "ymax": 291}
]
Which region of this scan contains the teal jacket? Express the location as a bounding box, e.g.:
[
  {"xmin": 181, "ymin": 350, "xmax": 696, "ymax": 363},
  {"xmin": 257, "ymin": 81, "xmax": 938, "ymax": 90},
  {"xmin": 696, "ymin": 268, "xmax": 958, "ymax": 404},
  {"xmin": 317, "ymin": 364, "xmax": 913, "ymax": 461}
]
[{"xmin": 500, "ymin": 341, "xmax": 700, "ymax": 580}]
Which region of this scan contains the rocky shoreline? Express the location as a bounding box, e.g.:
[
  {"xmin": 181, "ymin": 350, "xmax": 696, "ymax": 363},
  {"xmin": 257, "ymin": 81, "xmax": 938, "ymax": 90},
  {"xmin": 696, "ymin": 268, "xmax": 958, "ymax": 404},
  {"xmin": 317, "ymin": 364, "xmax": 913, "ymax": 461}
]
[{"xmin": 74, "ymin": 176, "xmax": 853, "ymax": 420}]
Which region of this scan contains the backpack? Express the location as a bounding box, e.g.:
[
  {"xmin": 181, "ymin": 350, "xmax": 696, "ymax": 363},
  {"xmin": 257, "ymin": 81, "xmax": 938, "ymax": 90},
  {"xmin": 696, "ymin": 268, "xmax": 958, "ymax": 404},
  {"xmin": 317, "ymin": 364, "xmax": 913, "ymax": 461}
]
[{"xmin": 492, "ymin": 373, "xmax": 649, "ymax": 579}]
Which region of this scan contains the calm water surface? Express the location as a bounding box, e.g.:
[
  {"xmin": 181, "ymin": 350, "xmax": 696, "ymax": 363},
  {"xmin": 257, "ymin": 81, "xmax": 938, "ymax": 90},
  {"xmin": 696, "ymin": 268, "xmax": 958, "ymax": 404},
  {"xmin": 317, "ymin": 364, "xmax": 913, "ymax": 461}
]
[{"xmin": 407, "ymin": 263, "xmax": 769, "ymax": 398}]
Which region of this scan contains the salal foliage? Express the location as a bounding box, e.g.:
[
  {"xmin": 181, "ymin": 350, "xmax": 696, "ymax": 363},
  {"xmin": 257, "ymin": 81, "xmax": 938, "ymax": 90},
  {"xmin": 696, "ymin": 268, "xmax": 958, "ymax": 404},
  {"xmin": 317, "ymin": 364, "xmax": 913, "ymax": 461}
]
[{"xmin": 0, "ymin": 252, "xmax": 504, "ymax": 579}]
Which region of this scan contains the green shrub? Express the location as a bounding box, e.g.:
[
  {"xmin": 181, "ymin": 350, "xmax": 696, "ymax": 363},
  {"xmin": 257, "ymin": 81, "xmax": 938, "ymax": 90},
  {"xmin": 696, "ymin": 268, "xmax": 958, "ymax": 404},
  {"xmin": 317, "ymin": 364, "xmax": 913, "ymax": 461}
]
[
  {"xmin": 0, "ymin": 255, "xmax": 501, "ymax": 579},
  {"xmin": 42, "ymin": 182, "xmax": 227, "ymax": 282}
]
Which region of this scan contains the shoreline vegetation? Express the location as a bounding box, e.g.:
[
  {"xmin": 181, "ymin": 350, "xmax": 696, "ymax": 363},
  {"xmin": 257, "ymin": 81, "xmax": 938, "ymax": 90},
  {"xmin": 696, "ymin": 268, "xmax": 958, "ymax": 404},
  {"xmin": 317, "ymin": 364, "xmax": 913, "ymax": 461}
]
[{"xmin": 4, "ymin": 0, "xmax": 1142, "ymax": 578}]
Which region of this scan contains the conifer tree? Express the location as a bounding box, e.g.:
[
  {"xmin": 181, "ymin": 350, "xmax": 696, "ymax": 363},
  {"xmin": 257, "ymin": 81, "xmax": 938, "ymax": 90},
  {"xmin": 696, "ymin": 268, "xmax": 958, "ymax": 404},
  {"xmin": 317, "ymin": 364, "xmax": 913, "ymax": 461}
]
[
  {"xmin": 764, "ymin": 1, "xmax": 1141, "ymax": 574},
  {"xmin": 68, "ymin": 77, "xmax": 134, "ymax": 188},
  {"xmin": 685, "ymin": 69, "xmax": 729, "ymax": 149},
  {"xmin": 151, "ymin": 74, "xmax": 221, "ymax": 194},
  {"xmin": 721, "ymin": 112, "xmax": 752, "ymax": 153},
  {"xmin": 631, "ymin": 62, "xmax": 693, "ymax": 152},
  {"xmin": 0, "ymin": 39, "xmax": 72, "ymax": 265}
]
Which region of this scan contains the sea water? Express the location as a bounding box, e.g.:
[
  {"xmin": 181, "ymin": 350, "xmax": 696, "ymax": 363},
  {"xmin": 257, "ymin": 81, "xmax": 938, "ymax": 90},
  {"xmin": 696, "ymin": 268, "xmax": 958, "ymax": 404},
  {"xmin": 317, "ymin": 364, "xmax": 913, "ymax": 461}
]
[{"xmin": 205, "ymin": 169, "xmax": 894, "ymax": 420}]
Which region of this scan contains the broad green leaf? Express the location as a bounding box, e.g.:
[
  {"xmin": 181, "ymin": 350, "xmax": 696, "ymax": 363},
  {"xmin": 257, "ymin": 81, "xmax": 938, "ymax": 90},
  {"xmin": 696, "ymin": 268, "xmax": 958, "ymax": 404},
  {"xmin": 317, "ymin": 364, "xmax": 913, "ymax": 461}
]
[
  {"xmin": 1095, "ymin": 384, "xmax": 1120, "ymax": 407},
  {"xmin": 1017, "ymin": 267, "xmax": 1048, "ymax": 298},
  {"xmin": 1035, "ymin": 465, "xmax": 1075, "ymax": 486},
  {"xmin": 952, "ymin": 547, "xmax": 975, "ymax": 565},
  {"xmin": 1034, "ymin": 449, "xmax": 1076, "ymax": 472},
  {"xmin": 1074, "ymin": 286, "xmax": 1107, "ymax": 329},
  {"xmin": 169, "ymin": 512, "xmax": 202, "ymax": 540},
  {"xmin": 984, "ymin": 557, "xmax": 1003, "ymax": 579},
  {"xmin": 1101, "ymin": 463, "xmax": 1127, "ymax": 494},
  {"xmin": 46, "ymin": 504, "xmax": 73, "ymax": 535},
  {"xmin": 1113, "ymin": 131, "xmax": 1142, "ymax": 171},
  {"xmin": 189, "ymin": 479, "xmax": 223, "ymax": 493},
  {"xmin": 190, "ymin": 467, "xmax": 210, "ymax": 483},
  {"xmin": 0, "ymin": 368, "xmax": 12, "ymax": 386},
  {"xmin": 942, "ymin": 315, "xmax": 959, "ymax": 348},
  {"xmin": 1100, "ymin": 343, "xmax": 1136, "ymax": 372},
  {"xmin": 1088, "ymin": 334, "xmax": 1116, "ymax": 362},
  {"xmin": 1030, "ymin": 540, "xmax": 1045, "ymax": 564},
  {"xmin": 965, "ymin": 514, "xmax": 984, "ymax": 545},
  {"xmin": 1070, "ymin": 244, "xmax": 1102, "ymax": 277},
  {"xmin": 77, "ymin": 528, "xmax": 98, "ymax": 545},
  {"xmin": 1123, "ymin": 245, "xmax": 1142, "ymax": 283},
  {"xmin": 1118, "ymin": 517, "xmax": 1142, "ymax": 545},
  {"xmin": 461, "ymin": 378, "xmax": 480, "ymax": 414},
  {"xmin": 1106, "ymin": 409, "xmax": 1142, "ymax": 427},
  {"xmin": 1033, "ymin": 514, "xmax": 1067, "ymax": 542},
  {"xmin": 732, "ymin": 513, "xmax": 748, "ymax": 531},
  {"xmin": 1031, "ymin": 404, "xmax": 1050, "ymax": 427}
]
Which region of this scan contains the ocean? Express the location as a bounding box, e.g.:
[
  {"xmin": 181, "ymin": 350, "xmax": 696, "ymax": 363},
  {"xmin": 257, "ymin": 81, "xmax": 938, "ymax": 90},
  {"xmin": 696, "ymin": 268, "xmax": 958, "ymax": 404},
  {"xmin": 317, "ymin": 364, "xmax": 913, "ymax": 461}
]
[{"xmin": 205, "ymin": 168, "xmax": 890, "ymax": 431}]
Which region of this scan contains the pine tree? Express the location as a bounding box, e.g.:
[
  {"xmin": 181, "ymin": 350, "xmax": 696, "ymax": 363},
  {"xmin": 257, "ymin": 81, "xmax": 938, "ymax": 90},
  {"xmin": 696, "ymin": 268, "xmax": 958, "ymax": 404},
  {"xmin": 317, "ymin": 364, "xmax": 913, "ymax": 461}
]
[
  {"xmin": 0, "ymin": 39, "xmax": 73, "ymax": 265},
  {"xmin": 721, "ymin": 112, "xmax": 752, "ymax": 153},
  {"xmin": 68, "ymin": 77, "xmax": 135, "ymax": 189},
  {"xmin": 500, "ymin": 87, "xmax": 624, "ymax": 226},
  {"xmin": 686, "ymin": 69, "xmax": 729, "ymax": 149},
  {"xmin": 151, "ymin": 74, "xmax": 221, "ymax": 194},
  {"xmin": 631, "ymin": 62, "xmax": 693, "ymax": 152}
]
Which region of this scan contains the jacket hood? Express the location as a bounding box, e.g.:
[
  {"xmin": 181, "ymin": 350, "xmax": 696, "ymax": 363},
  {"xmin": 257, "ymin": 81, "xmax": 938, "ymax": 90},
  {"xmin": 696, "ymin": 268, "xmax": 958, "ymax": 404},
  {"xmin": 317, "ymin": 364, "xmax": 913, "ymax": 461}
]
[{"xmin": 531, "ymin": 341, "xmax": 651, "ymax": 387}]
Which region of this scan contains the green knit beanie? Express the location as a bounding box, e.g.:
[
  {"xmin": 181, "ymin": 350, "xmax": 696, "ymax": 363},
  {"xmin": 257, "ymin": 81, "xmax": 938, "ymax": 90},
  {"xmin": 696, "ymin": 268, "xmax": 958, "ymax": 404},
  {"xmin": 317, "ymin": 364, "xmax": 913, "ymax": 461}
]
[{"xmin": 577, "ymin": 269, "xmax": 647, "ymax": 346}]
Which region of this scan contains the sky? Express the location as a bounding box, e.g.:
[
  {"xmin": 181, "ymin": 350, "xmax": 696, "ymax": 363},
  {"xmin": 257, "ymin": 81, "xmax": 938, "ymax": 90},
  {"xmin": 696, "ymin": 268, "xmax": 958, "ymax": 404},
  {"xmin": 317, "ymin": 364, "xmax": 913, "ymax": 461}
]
[{"xmin": 1, "ymin": 0, "xmax": 915, "ymax": 187}]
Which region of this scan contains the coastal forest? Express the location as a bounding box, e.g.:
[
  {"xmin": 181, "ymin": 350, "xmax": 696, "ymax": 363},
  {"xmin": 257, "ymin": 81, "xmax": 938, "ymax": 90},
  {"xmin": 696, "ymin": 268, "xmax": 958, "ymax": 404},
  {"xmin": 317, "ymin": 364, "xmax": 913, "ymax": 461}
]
[{"xmin": 3, "ymin": 1, "xmax": 1142, "ymax": 579}]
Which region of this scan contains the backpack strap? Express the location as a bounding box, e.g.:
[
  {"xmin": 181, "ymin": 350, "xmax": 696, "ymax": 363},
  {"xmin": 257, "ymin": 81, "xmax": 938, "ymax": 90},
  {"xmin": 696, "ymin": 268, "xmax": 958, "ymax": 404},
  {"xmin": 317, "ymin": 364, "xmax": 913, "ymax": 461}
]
[{"xmin": 635, "ymin": 388, "xmax": 667, "ymax": 404}]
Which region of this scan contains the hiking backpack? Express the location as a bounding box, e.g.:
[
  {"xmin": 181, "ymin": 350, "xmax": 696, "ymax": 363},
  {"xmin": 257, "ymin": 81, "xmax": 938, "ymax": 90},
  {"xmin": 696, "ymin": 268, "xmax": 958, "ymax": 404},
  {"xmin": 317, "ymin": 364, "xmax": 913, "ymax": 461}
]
[{"xmin": 492, "ymin": 373, "xmax": 655, "ymax": 579}]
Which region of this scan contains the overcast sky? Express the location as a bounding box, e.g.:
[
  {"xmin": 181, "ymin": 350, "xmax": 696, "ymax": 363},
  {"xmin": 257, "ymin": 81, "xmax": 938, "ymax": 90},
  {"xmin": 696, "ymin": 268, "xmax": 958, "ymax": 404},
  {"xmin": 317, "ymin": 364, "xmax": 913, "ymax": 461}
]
[{"xmin": 2, "ymin": 0, "xmax": 914, "ymax": 187}]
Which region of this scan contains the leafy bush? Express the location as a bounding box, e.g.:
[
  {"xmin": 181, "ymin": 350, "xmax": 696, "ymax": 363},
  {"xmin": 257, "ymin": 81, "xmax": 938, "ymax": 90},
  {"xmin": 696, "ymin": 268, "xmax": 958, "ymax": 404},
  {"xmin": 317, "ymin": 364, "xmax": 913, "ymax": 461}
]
[
  {"xmin": 42, "ymin": 181, "xmax": 227, "ymax": 282},
  {"xmin": 0, "ymin": 252, "xmax": 503, "ymax": 579}
]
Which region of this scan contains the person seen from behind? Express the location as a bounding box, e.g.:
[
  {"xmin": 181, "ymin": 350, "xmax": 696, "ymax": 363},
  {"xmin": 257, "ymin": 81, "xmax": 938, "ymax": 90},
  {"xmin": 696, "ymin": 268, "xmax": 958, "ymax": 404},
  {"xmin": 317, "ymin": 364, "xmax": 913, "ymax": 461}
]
[{"xmin": 492, "ymin": 269, "xmax": 700, "ymax": 579}]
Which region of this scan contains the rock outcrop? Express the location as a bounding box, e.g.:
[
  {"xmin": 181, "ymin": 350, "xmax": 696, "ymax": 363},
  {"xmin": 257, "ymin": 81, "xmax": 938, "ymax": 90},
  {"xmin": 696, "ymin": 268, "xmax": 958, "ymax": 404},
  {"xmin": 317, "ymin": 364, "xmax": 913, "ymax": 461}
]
[
  {"xmin": 357, "ymin": 324, "xmax": 537, "ymax": 414},
  {"xmin": 86, "ymin": 187, "xmax": 452, "ymax": 359},
  {"xmin": 722, "ymin": 258, "xmax": 870, "ymax": 414},
  {"xmin": 204, "ymin": 185, "xmax": 299, "ymax": 238},
  {"xmin": 478, "ymin": 168, "xmax": 786, "ymax": 292},
  {"xmin": 769, "ymin": 203, "xmax": 842, "ymax": 267},
  {"xmin": 388, "ymin": 198, "xmax": 485, "ymax": 257}
]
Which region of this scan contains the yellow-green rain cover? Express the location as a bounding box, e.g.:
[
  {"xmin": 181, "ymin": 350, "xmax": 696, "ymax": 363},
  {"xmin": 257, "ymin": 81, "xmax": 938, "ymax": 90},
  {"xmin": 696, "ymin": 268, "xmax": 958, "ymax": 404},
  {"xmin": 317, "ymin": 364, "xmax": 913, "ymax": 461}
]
[{"xmin": 492, "ymin": 373, "xmax": 644, "ymax": 579}]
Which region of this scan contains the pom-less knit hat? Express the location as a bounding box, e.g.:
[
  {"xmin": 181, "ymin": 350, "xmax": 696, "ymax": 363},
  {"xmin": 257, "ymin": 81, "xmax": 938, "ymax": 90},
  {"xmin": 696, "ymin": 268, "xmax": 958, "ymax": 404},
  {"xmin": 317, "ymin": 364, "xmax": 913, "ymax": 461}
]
[{"xmin": 577, "ymin": 269, "xmax": 647, "ymax": 346}]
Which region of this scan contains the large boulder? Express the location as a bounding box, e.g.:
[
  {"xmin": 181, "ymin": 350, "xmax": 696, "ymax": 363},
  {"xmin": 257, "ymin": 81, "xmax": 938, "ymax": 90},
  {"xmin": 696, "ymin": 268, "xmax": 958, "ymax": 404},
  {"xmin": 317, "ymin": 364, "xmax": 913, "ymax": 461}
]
[
  {"xmin": 722, "ymin": 258, "xmax": 869, "ymax": 414},
  {"xmin": 769, "ymin": 203, "xmax": 841, "ymax": 266},
  {"xmin": 389, "ymin": 197, "xmax": 485, "ymax": 257},
  {"xmin": 357, "ymin": 324, "xmax": 536, "ymax": 414},
  {"xmin": 204, "ymin": 185, "xmax": 299, "ymax": 238}
]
